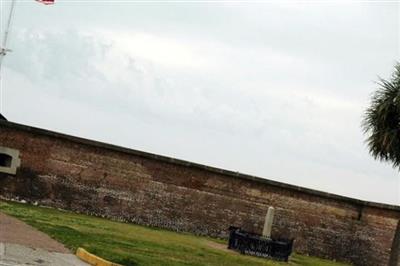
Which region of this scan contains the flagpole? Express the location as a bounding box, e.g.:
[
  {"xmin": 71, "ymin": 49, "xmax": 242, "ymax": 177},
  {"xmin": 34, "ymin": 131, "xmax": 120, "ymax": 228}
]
[{"xmin": 0, "ymin": 0, "xmax": 16, "ymax": 114}]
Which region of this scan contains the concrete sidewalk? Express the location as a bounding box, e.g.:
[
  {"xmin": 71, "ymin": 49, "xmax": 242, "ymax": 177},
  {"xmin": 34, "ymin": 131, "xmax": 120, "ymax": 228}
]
[
  {"xmin": 0, "ymin": 212, "xmax": 69, "ymax": 252},
  {"xmin": 0, "ymin": 243, "xmax": 88, "ymax": 266},
  {"xmin": 0, "ymin": 212, "xmax": 89, "ymax": 266}
]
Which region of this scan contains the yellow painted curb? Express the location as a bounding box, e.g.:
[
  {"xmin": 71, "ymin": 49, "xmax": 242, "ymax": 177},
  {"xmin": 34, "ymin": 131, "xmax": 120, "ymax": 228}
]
[{"xmin": 76, "ymin": 247, "xmax": 122, "ymax": 266}]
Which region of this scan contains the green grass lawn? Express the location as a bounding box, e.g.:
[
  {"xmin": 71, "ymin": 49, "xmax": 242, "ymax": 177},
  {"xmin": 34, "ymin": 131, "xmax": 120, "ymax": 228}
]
[{"xmin": 0, "ymin": 200, "xmax": 348, "ymax": 266}]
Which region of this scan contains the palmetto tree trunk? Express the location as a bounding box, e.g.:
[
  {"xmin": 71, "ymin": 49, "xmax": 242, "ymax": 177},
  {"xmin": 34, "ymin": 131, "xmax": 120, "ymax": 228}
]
[{"xmin": 389, "ymin": 220, "xmax": 400, "ymax": 266}]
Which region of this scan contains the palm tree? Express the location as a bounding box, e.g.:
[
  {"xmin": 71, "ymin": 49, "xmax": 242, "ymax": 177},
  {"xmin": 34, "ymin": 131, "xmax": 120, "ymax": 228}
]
[
  {"xmin": 363, "ymin": 63, "xmax": 400, "ymax": 266},
  {"xmin": 362, "ymin": 63, "xmax": 400, "ymax": 169}
]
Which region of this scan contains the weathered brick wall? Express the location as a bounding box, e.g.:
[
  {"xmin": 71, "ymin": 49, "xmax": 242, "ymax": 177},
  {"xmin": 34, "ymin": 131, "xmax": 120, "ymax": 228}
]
[{"xmin": 0, "ymin": 120, "xmax": 399, "ymax": 265}]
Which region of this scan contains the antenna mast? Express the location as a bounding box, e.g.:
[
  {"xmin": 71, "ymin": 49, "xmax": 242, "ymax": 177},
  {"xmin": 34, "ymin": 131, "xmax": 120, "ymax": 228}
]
[
  {"xmin": 0, "ymin": 0, "xmax": 16, "ymax": 69},
  {"xmin": 0, "ymin": 0, "xmax": 16, "ymax": 114}
]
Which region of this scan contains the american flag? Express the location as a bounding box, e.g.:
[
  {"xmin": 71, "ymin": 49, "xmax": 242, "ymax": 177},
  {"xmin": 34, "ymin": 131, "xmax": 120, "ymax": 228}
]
[{"xmin": 35, "ymin": 0, "xmax": 55, "ymax": 5}]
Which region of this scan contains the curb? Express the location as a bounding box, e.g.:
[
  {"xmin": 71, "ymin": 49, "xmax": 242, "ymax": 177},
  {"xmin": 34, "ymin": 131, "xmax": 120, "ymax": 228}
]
[{"xmin": 76, "ymin": 247, "xmax": 122, "ymax": 266}]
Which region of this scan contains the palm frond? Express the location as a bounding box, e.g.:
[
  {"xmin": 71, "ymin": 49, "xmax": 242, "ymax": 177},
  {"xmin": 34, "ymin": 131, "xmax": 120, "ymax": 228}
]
[{"xmin": 362, "ymin": 63, "xmax": 400, "ymax": 170}]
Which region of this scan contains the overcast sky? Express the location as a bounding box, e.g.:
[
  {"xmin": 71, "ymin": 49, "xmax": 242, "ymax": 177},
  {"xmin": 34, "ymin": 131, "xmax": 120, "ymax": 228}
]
[{"xmin": 0, "ymin": 0, "xmax": 399, "ymax": 204}]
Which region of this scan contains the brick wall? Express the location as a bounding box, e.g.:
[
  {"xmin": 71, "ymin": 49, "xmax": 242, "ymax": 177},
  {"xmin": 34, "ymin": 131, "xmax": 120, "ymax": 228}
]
[{"xmin": 0, "ymin": 120, "xmax": 399, "ymax": 265}]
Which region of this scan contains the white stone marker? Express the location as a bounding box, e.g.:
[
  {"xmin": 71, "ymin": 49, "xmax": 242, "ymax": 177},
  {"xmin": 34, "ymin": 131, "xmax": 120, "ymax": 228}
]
[{"xmin": 262, "ymin": 206, "xmax": 275, "ymax": 238}]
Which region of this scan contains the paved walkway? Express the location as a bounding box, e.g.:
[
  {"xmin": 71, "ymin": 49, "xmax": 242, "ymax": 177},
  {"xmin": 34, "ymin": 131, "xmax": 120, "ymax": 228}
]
[
  {"xmin": 0, "ymin": 243, "xmax": 88, "ymax": 266},
  {"xmin": 0, "ymin": 212, "xmax": 88, "ymax": 266}
]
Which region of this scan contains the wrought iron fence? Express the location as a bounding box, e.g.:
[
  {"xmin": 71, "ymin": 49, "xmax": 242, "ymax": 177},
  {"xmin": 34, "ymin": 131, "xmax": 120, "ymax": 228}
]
[{"xmin": 227, "ymin": 227, "xmax": 294, "ymax": 262}]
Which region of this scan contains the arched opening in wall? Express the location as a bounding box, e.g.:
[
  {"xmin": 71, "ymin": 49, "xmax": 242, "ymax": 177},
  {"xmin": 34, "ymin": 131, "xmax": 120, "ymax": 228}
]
[{"xmin": 0, "ymin": 153, "xmax": 12, "ymax": 168}]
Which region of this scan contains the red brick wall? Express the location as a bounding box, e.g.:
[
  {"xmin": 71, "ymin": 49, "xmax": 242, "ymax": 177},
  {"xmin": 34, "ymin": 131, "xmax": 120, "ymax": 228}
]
[{"xmin": 0, "ymin": 121, "xmax": 399, "ymax": 265}]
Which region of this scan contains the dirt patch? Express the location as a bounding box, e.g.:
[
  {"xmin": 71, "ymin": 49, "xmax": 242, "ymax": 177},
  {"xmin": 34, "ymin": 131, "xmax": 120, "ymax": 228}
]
[
  {"xmin": 0, "ymin": 212, "xmax": 70, "ymax": 253},
  {"xmin": 206, "ymin": 240, "xmax": 236, "ymax": 254}
]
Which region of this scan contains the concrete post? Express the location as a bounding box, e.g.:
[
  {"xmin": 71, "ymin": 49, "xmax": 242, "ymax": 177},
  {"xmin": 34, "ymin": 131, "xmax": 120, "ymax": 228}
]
[{"xmin": 262, "ymin": 206, "xmax": 275, "ymax": 238}]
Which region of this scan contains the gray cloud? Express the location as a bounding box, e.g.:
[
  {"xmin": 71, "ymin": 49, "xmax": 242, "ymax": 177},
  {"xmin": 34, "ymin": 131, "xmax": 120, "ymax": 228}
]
[{"xmin": 1, "ymin": 1, "xmax": 399, "ymax": 204}]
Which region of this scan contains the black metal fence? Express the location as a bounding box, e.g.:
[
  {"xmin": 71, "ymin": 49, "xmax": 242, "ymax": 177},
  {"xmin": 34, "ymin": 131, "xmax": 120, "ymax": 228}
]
[{"xmin": 227, "ymin": 227, "xmax": 294, "ymax": 262}]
